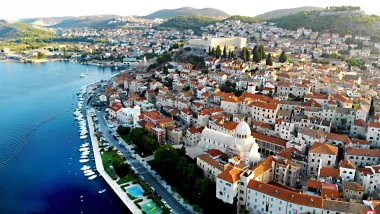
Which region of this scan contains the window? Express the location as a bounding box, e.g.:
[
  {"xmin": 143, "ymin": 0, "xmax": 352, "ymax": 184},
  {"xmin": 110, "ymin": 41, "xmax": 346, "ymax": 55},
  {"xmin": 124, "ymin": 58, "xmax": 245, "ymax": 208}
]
[
  {"xmin": 279, "ymin": 207, "xmax": 282, "ymax": 211},
  {"xmin": 271, "ymin": 198, "xmax": 274, "ymax": 202},
  {"xmin": 227, "ymin": 195, "xmax": 229, "ymax": 198},
  {"xmin": 219, "ymin": 191, "xmax": 223, "ymax": 195},
  {"xmin": 300, "ymin": 207, "xmax": 303, "ymax": 211},
  {"xmin": 289, "ymin": 204, "xmax": 292, "ymax": 208},
  {"xmin": 247, "ymin": 202, "xmax": 250, "ymax": 207}
]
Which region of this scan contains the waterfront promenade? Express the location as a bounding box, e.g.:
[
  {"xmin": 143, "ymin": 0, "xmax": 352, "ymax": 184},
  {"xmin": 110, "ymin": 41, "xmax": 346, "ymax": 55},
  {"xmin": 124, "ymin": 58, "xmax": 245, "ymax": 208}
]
[{"xmin": 87, "ymin": 112, "xmax": 141, "ymax": 214}]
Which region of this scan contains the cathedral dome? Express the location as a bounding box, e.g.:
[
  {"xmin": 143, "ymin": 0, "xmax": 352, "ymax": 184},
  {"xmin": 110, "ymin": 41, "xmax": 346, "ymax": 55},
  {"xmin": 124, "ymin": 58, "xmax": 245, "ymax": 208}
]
[{"xmin": 235, "ymin": 121, "xmax": 251, "ymax": 139}]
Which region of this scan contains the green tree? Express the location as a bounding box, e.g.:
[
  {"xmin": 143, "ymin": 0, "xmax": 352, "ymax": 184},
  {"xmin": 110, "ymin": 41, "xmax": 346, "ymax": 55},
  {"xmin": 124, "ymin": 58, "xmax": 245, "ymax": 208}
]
[
  {"xmin": 259, "ymin": 45, "xmax": 265, "ymax": 61},
  {"xmin": 230, "ymin": 51, "xmax": 235, "ymax": 59},
  {"xmin": 117, "ymin": 126, "xmax": 131, "ymax": 135},
  {"xmin": 222, "ymin": 45, "xmax": 227, "ymax": 58},
  {"xmin": 143, "ymin": 135, "xmax": 159, "ymax": 153},
  {"xmin": 37, "ymin": 52, "xmax": 46, "ymax": 59},
  {"xmin": 279, "ymin": 51, "xmax": 288, "ymax": 63},
  {"xmin": 208, "ymin": 47, "xmax": 211, "ymax": 56},
  {"xmin": 227, "ymin": 49, "xmax": 231, "ymax": 59},
  {"xmin": 241, "ymin": 47, "xmax": 249, "ymax": 62},
  {"xmin": 154, "ymin": 145, "xmax": 179, "ymax": 174},
  {"xmin": 253, "ymin": 47, "xmax": 260, "ymax": 63},
  {"xmin": 211, "ymin": 47, "xmax": 216, "ymax": 57},
  {"xmin": 215, "ymin": 45, "xmax": 222, "ymax": 58},
  {"xmin": 266, "ymin": 53, "xmax": 273, "ymax": 66}
]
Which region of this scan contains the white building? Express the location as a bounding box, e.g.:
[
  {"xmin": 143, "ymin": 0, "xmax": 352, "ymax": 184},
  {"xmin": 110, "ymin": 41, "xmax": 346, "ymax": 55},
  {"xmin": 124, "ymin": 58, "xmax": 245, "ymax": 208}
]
[
  {"xmin": 339, "ymin": 160, "xmax": 356, "ymax": 182},
  {"xmin": 307, "ymin": 142, "xmax": 338, "ymax": 177},
  {"xmin": 366, "ymin": 122, "xmax": 380, "ymax": 147},
  {"xmin": 251, "ymin": 101, "xmax": 279, "ymax": 124}
]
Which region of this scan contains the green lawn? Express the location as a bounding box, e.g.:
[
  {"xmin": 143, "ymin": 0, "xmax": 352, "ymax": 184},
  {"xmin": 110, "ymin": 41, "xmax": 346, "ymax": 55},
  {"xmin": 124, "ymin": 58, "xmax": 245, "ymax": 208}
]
[
  {"xmin": 101, "ymin": 150, "xmax": 123, "ymax": 180},
  {"xmin": 117, "ymin": 173, "xmax": 138, "ymax": 185}
]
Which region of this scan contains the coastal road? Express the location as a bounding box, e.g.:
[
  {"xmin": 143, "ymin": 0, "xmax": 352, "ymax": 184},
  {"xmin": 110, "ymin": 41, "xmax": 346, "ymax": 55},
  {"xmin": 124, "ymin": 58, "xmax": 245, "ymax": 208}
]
[{"xmin": 93, "ymin": 109, "xmax": 191, "ymax": 214}]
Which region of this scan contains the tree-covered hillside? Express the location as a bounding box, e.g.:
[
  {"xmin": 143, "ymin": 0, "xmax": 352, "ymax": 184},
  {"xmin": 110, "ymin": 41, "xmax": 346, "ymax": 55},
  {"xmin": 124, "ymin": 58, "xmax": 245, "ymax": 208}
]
[
  {"xmin": 256, "ymin": 6, "xmax": 323, "ymax": 19},
  {"xmin": 224, "ymin": 15, "xmax": 262, "ymax": 24},
  {"xmin": 140, "ymin": 7, "xmax": 229, "ymax": 19},
  {"xmin": 160, "ymin": 15, "xmax": 220, "ymax": 31},
  {"xmin": 272, "ymin": 9, "xmax": 380, "ymax": 36}
]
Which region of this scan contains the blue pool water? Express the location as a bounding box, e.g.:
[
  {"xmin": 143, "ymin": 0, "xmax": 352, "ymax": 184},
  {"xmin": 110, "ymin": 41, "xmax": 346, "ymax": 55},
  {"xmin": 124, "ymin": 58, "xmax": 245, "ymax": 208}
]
[
  {"xmin": 0, "ymin": 61, "xmax": 131, "ymax": 214},
  {"xmin": 126, "ymin": 186, "xmax": 144, "ymax": 197}
]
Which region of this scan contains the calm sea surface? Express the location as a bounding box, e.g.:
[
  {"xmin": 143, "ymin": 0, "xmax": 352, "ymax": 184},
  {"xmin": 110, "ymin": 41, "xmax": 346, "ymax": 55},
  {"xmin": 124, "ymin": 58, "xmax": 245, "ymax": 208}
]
[{"xmin": 0, "ymin": 61, "xmax": 131, "ymax": 214}]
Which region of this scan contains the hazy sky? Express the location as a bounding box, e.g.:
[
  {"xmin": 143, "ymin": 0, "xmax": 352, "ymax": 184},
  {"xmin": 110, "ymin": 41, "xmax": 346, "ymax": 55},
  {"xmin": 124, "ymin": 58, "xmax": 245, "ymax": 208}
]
[{"xmin": 1, "ymin": 0, "xmax": 379, "ymax": 20}]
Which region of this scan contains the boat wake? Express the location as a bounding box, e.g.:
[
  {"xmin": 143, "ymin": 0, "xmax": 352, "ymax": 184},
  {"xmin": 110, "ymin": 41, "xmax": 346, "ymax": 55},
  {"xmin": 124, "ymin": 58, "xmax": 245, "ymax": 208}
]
[{"xmin": 0, "ymin": 116, "xmax": 56, "ymax": 170}]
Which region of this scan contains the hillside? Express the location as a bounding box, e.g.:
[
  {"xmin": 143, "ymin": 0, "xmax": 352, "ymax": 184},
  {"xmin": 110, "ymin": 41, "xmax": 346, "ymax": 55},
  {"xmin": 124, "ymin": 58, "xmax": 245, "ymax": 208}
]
[
  {"xmin": 47, "ymin": 15, "xmax": 118, "ymax": 28},
  {"xmin": 160, "ymin": 15, "xmax": 220, "ymax": 33},
  {"xmin": 140, "ymin": 7, "xmax": 229, "ymax": 19},
  {"xmin": 0, "ymin": 21, "xmax": 54, "ymax": 39},
  {"xmin": 20, "ymin": 17, "xmax": 73, "ymax": 27},
  {"xmin": 224, "ymin": 15, "xmax": 262, "ymax": 24},
  {"xmin": 256, "ymin": 6, "xmax": 323, "ymax": 19},
  {"xmin": 272, "ymin": 8, "xmax": 380, "ymax": 39}
]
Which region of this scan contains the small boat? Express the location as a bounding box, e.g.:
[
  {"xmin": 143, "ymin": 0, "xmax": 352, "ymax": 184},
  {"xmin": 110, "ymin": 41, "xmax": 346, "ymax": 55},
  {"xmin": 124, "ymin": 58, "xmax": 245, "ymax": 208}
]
[
  {"xmin": 84, "ymin": 169, "xmax": 93, "ymax": 174},
  {"xmin": 80, "ymin": 159, "xmax": 89, "ymax": 163},
  {"xmin": 98, "ymin": 189, "xmax": 106, "ymax": 194},
  {"xmin": 79, "ymin": 148, "xmax": 89, "ymax": 152},
  {"xmin": 84, "ymin": 171, "xmax": 95, "ymax": 176},
  {"xmin": 81, "ymin": 153, "xmax": 90, "ymax": 156},
  {"xmin": 88, "ymin": 175, "xmax": 97, "ymax": 180},
  {"xmin": 80, "ymin": 73, "xmax": 85, "ymax": 78},
  {"xmin": 80, "ymin": 156, "xmax": 89, "ymax": 159},
  {"xmin": 80, "ymin": 145, "xmax": 89, "ymax": 148},
  {"xmin": 80, "ymin": 136, "xmax": 88, "ymax": 140},
  {"xmin": 81, "ymin": 165, "xmax": 91, "ymax": 171}
]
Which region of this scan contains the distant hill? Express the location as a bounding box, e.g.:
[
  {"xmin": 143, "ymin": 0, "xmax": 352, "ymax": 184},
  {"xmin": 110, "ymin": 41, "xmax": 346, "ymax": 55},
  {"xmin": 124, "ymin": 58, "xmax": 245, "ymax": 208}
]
[
  {"xmin": 224, "ymin": 15, "xmax": 262, "ymax": 24},
  {"xmin": 19, "ymin": 15, "xmax": 121, "ymax": 29},
  {"xmin": 0, "ymin": 21, "xmax": 54, "ymax": 39},
  {"xmin": 271, "ymin": 6, "xmax": 380, "ymax": 40},
  {"xmin": 160, "ymin": 15, "xmax": 220, "ymax": 34},
  {"xmin": 20, "ymin": 17, "xmax": 73, "ymax": 27},
  {"xmin": 140, "ymin": 7, "xmax": 229, "ymax": 19},
  {"xmin": 256, "ymin": 6, "xmax": 323, "ymax": 19}
]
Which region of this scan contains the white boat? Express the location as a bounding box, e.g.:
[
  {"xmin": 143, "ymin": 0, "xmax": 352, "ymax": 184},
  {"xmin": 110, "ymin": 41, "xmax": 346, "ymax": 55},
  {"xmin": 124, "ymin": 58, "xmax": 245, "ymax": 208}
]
[
  {"xmin": 80, "ymin": 144, "xmax": 89, "ymax": 148},
  {"xmin": 80, "ymin": 135, "xmax": 88, "ymax": 140},
  {"xmin": 80, "ymin": 131, "xmax": 88, "ymax": 135},
  {"xmin": 98, "ymin": 189, "xmax": 106, "ymax": 194},
  {"xmin": 80, "ymin": 73, "xmax": 85, "ymax": 78},
  {"xmin": 88, "ymin": 175, "xmax": 97, "ymax": 180},
  {"xmin": 83, "ymin": 169, "xmax": 93, "ymax": 174},
  {"xmin": 84, "ymin": 171, "xmax": 95, "ymax": 176},
  {"xmin": 80, "ymin": 159, "xmax": 89, "ymax": 163},
  {"xmin": 81, "ymin": 165, "xmax": 91, "ymax": 171},
  {"xmin": 79, "ymin": 148, "xmax": 89, "ymax": 152},
  {"xmin": 78, "ymin": 118, "xmax": 84, "ymax": 122},
  {"xmin": 80, "ymin": 156, "xmax": 89, "ymax": 159},
  {"xmin": 81, "ymin": 152, "xmax": 90, "ymax": 156}
]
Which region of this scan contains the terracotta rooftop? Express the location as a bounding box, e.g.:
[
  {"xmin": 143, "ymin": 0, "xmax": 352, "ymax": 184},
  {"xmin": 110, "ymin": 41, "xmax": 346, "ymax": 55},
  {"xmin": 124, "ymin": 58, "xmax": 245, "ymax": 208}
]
[
  {"xmin": 217, "ymin": 166, "xmax": 244, "ymax": 184},
  {"xmin": 369, "ymin": 122, "xmax": 380, "ymax": 128},
  {"xmin": 306, "ymin": 179, "xmax": 322, "ymax": 190},
  {"xmin": 205, "ymin": 149, "xmax": 227, "ymax": 159},
  {"xmin": 356, "ymin": 167, "xmax": 373, "ymax": 176},
  {"xmin": 252, "ymin": 132, "xmax": 287, "ymax": 147},
  {"xmin": 197, "ymin": 154, "xmax": 226, "ymax": 171},
  {"xmin": 309, "ymin": 142, "xmax": 338, "ymax": 156},
  {"xmin": 343, "ymin": 181, "xmax": 364, "ymax": 191},
  {"xmin": 340, "ymin": 160, "xmax": 356, "ymax": 169},
  {"xmin": 253, "ymin": 100, "xmax": 279, "ymax": 110},
  {"xmin": 247, "ymin": 180, "xmax": 323, "ymax": 209},
  {"xmin": 353, "ymin": 119, "xmax": 367, "ymax": 127},
  {"xmin": 319, "ymin": 167, "xmax": 340, "ymax": 179},
  {"xmin": 251, "ymin": 156, "xmax": 274, "ymax": 179},
  {"xmin": 345, "ymin": 147, "xmax": 380, "ymax": 157}
]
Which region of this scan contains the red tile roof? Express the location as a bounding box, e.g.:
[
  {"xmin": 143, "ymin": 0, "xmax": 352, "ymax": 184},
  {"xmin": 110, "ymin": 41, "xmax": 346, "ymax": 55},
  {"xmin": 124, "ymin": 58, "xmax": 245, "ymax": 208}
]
[
  {"xmin": 217, "ymin": 167, "xmax": 244, "ymax": 183},
  {"xmin": 252, "ymin": 132, "xmax": 287, "ymax": 147},
  {"xmin": 247, "ymin": 180, "xmax": 323, "ymax": 209},
  {"xmin": 309, "ymin": 142, "xmax": 338, "ymax": 156}
]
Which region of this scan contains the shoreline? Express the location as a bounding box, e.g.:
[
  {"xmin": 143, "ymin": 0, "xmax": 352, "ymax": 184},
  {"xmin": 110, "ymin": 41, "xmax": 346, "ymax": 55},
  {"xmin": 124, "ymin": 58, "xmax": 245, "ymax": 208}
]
[{"xmin": 86, "ymin": 111, "xmax": 142, "ymax": 214}]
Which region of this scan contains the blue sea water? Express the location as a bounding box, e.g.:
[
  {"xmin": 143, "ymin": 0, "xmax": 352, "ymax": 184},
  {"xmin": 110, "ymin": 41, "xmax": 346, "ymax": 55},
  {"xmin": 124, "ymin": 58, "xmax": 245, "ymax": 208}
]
[{"xmin": 0, "ymin": 62, "xmax": 131, "ymax": 214}]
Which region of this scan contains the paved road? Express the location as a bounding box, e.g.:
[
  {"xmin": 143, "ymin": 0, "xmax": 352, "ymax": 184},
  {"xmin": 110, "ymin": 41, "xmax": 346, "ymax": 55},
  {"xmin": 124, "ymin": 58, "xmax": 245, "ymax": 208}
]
[{"xmin": 92, "ymin": 108, "xmax": 191, "ymax": 214}]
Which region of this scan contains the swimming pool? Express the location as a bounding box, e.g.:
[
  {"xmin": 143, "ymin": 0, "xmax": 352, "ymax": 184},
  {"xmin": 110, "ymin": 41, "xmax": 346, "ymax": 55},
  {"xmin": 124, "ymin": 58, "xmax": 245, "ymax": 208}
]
[{"xmin": 126, "ymin": 185, "xmax": 143, "ymax": 197}]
